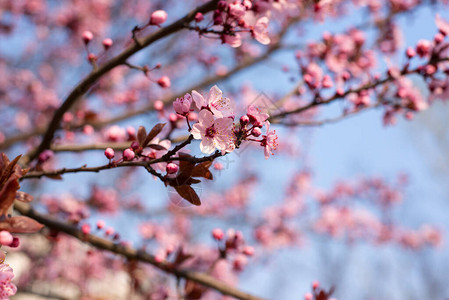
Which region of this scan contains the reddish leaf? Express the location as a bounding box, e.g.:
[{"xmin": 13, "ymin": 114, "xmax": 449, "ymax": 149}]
[
  {"xmin": 137, "ymin": 126, "xmax": 147, "ymax": 147},
  {"xmin": 143, "ymin": 123, "xmax": 166, "ymax": 147},
  {"xmin": 0, "ymin": 154, "xmax": 21, "ymax": 186},
  {"xmin": 0, "ymin": 216, "xmax": 44, "ymax": 233},
  {"xmin": 83, "ymin": 110, "xmax": 98, "ymax": 122},
  {"xmin": 173, "ymin": 247, "xmax": 193, "ymax": 266},
  {"xmin": 174, "ymin": 185, "xmax": 201, "ymax": 206},
  {"xmin": 0, "ymin": 176, "xmax": 20, "ymax": 215},
  {"xmin": 184, "ymin": 280, "xmax": 206, "ymax": 300},
  {"xmin": 15, "ymin": 191, "xmax": 33, "ymax": 203},
  {"xmin": 170, "ymin": 153, "xmax": 195, "ymax": 186},
  {"xmin": 191, "ymin": 161, "xmax": 213, "ymax": 180},
  {"xmin": 147, "ymin": 144, "xmax": 166, "ymax": 151}
]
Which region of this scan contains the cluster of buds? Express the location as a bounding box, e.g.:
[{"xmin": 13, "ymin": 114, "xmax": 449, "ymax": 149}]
[{"xmin": 211, "ymin": 228, "xmax": 255, "ymax": 272}]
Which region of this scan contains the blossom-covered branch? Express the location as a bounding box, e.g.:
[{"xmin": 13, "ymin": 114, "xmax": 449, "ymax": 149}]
[{"xmin": 13, "ymin": 201, "xmax": 264, "ymax": 300}]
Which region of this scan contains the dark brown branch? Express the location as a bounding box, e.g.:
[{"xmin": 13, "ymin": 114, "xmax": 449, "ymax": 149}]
[
  {"xmin": 20, "ymin": 147, "xmax": 224, "ymax": 180},
  {"xmin": 21, "ymin": 0, "xmax": 220, "ymax": 165},
  {"xmin": 13, "ymin": 201, "xmax": 265, "ymax": 300}
]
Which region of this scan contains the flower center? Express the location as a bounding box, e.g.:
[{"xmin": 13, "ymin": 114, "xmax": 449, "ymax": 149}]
[{"xmin": 205, "ymin": 125, "xmax": 216, "ymax": 138}]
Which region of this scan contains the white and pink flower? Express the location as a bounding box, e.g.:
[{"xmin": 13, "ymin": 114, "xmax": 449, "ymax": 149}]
[
  {"xmin": 252, "ymin": 17, "xmax": 271, "ymax": 45},
  {"xmin": 191, "ymin": 110, "xmax": 236, "ymax": 154},
  {"xmin": 261, "ymin": 122, "xmax": 278, "ymax": 159},
  {"xmin": 0, "ymin": 264, "xmax": 16, "ymax": 299},
  {"xmin": 173, "ymin": 93, "xmax": 192, "ymax": 116},
  {"xmin": 192, "ymin": 85, "xmax": 235, "ymax": 118}
]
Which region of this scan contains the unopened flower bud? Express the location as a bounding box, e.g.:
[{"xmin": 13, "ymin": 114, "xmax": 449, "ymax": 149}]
[
  {"xmin": 97, "ymin": 220, "xmax": 105, "ymax": 230},
  {"xmin": 157, "ymin": 76, "xmax": 171, "ymax": 88},
  {"xmin": 251, "ymin": 127, "xmax": 262, "ymax": 137},
  {"xmin": 102, "ymin": 38, "xmax": 113, "ymax": 49},
  {"xmin": 104, "ymin": 148, "xmax": 115, "ymax": 159},
  {"xmin": 312, "ymin": 280, "xmax": 320, "ymax": 289},
  {"xmin": 240, "ymin": 115, "xmax": 250, "ymax": 126},
  {"xmin": 131, "ymin": 141, "xmax": 140, "ymax": 150},
  {"xmin": 169, "ymin": 113, "xmax": 178, "ymax": 123},
  {"xmin": 81, "ymin": 224, "xmax": 91, "ymax": 234},
  {"xmin": 243, "ymin": 246, "xmax": 254, "ymax": 256},
  {"xmin": 0, "ymin": 231, "xmax": 13, "ymax": 246},
  {"xmin": 212, "ymin": 228, "xmax": 224, "ymax": 240},
  {"xmin": 406, "ymin": 47, "xmax": 416, "ymax": 58},
  {"xmin": 304, "ymin": 293, "xmax": 313, "ymax": 300},
  {"xmin": 82, "ymin": 31, "xmax": 93, "ymax": 44},
  {"xmin": 195, "ymin": 12, "xmax": 204, "ymax": 22},
  {"xmin": 154, "ymin": 100, "xmax": 164, "ymax": 111},
  {"xmin": 123, "ymin": 148, "xmax": 135, "ymax": 161},
  {"xmin": 166, "ymin": 163, "xmax": 179, "ymax": 174},
  {"xmin": 150, "ymin": 10, "xmax": 168, "ymax": 26},
  {"xmin": 9, "ymin": 237, "xmax": 20, "ymax": 248},
  {"xmin": 88, "ymin": 53, "xmax": 97, "ymax": 62}
]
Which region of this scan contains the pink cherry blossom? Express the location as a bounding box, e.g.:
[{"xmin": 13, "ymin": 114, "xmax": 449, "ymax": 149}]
[
  {"xmin": 252, "ymin": 17, "xmax": 271, "ymax": 45},
  {"xmin": 224, "ymin": 33, "xmax": 242, "ymax": 48},
  {"xmin": 247, "ymin": 104, "xmax": 269, "ymax": 126},
  {"xmin": 436, "ymin": 14, "xmax": 449, "ymax": 36},
  {"xmin": 191, "ymin": 110, "xmax": 235, "ymax": 154},
  {"xmin": 192, "ymin": 85, "xmax": 235, "ymax": 118},
  {"xmin": 173, "ymin": 93, "xmax": 192, "ymax": 116},
  {"xmin": 261, "ymin": 122, "xmax": 278, "ymax": 159},
  {"xmin": 0, "ymin": 264, "xmax": 16, "ymax": 299}
]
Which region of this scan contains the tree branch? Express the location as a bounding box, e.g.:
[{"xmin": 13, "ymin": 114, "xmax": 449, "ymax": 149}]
[
  {"xmin": 13, "ymin": 201, "xmax": 265, "ymax": 300},
  {"xmin": 21, "ymin": 0, "xmax": 220, "ymax": 165}
]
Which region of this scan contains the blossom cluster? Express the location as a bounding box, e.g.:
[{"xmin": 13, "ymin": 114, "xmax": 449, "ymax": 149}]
[
  {"xmin": 193, "ymin": 0, "xmax": 272, "ymax": 47},
  {"xmin": 173, "ymin": 85, "xmax": 278, "ymax": 159}
]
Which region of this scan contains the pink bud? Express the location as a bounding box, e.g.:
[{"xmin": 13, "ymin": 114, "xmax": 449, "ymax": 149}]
[
  {"xmin": 251, "ymin": 127, "xmax": 262, "ymax": 137},
  {"xmin": 322, "ymin": 75, "xmax": 333, "ymax": 88},
  {"xmin": 157, "ymin": 76, "xmax": 171, "ymax": 88},
  {"xmin": 195, "ymin": 12, "xmax": 204, "ymax": 22},
  {"xmin": 104, "ymin": 148, "xmax": 115, "ymax": 159},
  {"xmin": 83, "ymin": 125, "xmax": 94, "ymax": 135},
  {"xmin": 81, "ymin": 224, "xmax": 91, "ymax": 234},
  {"xmin": 82, "ymin": 31, "xmax": 93, "ymax": 44},
  {"xmin": 102, "ymin": 38, "xmax": 113, "ymax": 49},
  {"xmin": 434, "ymin": 33, "xmax": 444, "ymax": 44},
  {"xmin": 214, "ymin": 162, "xmax": 224, "ymax": 170},
  {"xmin": 127, "ymin": 126, "xmax": 136, "ymax": 137},
  {"xmin": 123, "ymin": 148, "xmax": 135, "ymax": 161},
  {"xmin": 188, "ymin": 112, "xmax": 198, "ymax": 121},
  {"xmin": 243, "ymin": 246, "xmax": 254, "ymax": 256},
  {"xmin": 131, "ymin": 141, "xmax": 139, "ymax": 150},
  {"xmin": 312, "ymin": 280, "xmax": 320, "ymax": 289},
  {"xmin": 240, "ymin": 115, "xmax": 250, "ymax": 126},
  {"xmin": 212, "ymin": 228, "xmax": 224, "ymax": 240},
  {"xmin": 166, "ymin": 163, "xmax": 179, "ymax": 174},
  {"xmin": 105, "ymin": 227, "xmax": 115, "ymax": 236},
  {"xmin": 96, "ymin": 220, "xmax": 105, "ymax": 230},
  {"xmin": 169, "ymin": 113, "xmax": 178, "ymax": 122},
  {"xmin": 304, "ymin": 293, "xmax": 313, "ymax": 300},
  {"xmin": 232, "ymin": 254, "xmax": 248, "ymax": 271},
  {"xmin": 0, "ymin": 231, "xmax": 13, "ymax": 246},
  {"xmin": 405, "ymin": 112, "xmax": 414, "ymax": 120},
  {"xmin": 87, "ymin": 53, "xmax": 97, "ymax": 62},
  {"xmin": 406, "ymin": 47, "xmax": 416, "ymax": 58},
  {"xmin": 9, "ymin": 237, "xmax": 20, "ymax": 248},
  {"xmin": 425, "ymin": 64, "xmax": 437, "ymax": 75},
  {"xmin": 150, "ymin": 10, "xmax": 168, "ymax": 26},
  {"xmin": 154, "ymin": 100, "xmax": 164, "ymax": 111}
]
